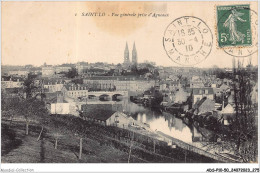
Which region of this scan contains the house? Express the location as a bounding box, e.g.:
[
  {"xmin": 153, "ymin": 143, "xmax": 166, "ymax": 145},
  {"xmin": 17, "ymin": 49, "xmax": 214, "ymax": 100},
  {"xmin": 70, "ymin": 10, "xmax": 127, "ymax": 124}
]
[
  {"xmin": 221, "ymin": 103, "xmax": 234, "ymax": 114},
  {"xmin": 50, "ymin": 92, "xmax": 82, "ymax": 115},
  {"xmin": 83, "ymin": 109, "xmax": 134, "ymax": 128},
  {"xmin": 51, "ymin": 103, "xmax": 70, "ymax": 114},
  {"xmin": 159, "ymin": 82, "xmax": 167, "ymax": 91},
  {"xmin": 61, "ymin": 83, "xmax": 89, "ymax": 98},
  {"xmin": 193, "ymin": 97, "xmax": 215, "ymax": 115},
  {"xmin": 76, "ymin": 62, "xmax": 89, "ymax": 74},
  {"xmin": 50, "ymin": 102, "xmax": 81, "ymax": 116},
  {"xmin": 42, "ymin": 66, "xmax": 55, "ymax": 77},
  {"xmin": 84, "ymin": 76, "xmax": 155, "ymax": 95},
  {"xmin": 8, "ymin": 70, "xmax": 29, "ymax": 77},
  {"xmin": 115, "ymin": 77, "xmax": 155, "ymax": 94},
  {"xmin": 83, "ymin": 76, "xmax": 116, "ymax": 90},
  {"xmin": 2, "ymin": 88, "xmax": 25, "ymax": 98},
  {"xmin": 55, "ymin": 66, "xmax": 72, "ymax": 74},
  {"xmin": 190, "ymin": 76, "xmax": 204, "ymax": 88},
  {"xmin": 1, "ymin": 76, "xmax": 24, "ymax": 89},
  {"xmin": 211, "ymin": 83, "xmax": 217, "ymax": 88},
  {"xmin": 191, "ymin": 87, "xmax": 214, "ymax": 107},
  {"xmin": 43, "ymin": 79, "xmax": 66, "ymax": 93},
  {"xmin": 106, "ymin": 112, "xmax": 135, "ymax": 128},
  {"xmin": 159, "ymin": 81, "xmax": 178, "ymax": 92},
  {"xmin": 220, "ymin": 103, "xmax": 235, "ymax": 125},
  {"xmin": 219, "ymin": 83, "xmax": 230, "ymax": 93}
]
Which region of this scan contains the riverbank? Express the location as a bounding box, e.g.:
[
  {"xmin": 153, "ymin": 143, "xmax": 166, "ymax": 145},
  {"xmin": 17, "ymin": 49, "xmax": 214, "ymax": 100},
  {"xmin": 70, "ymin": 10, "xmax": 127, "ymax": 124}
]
[
  {"xmin": 2, "ymin": 114, "xmax": 221, "ymax": 163},
  {"xmin": 160, "ymin": 109, "xmax": 242, "ymax": 163}
]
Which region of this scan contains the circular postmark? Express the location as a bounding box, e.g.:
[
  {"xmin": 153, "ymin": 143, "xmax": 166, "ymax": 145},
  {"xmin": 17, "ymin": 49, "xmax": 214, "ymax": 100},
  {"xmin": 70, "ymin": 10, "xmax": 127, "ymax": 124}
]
[
  {"xmin": 163, "ymin": 16, "xmax": 213, "ymax": 66},
  {"xmin": 216, "ymin": 5, "xmax": 258, "ymax": 57}
]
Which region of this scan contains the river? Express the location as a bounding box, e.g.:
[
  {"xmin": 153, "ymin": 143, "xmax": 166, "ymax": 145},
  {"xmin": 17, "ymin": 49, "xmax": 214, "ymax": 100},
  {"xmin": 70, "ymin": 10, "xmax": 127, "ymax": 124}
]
[
  {"xmin": 117, "ymin": 99, "xmax": 211, "ymax": 144},
  {"xmin": 87, "ymin": 97, "xmax": 214, "ymax": 144}
]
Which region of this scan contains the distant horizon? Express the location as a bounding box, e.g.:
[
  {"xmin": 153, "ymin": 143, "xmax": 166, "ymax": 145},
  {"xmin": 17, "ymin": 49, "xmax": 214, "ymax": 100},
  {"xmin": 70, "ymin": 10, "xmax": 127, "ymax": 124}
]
[{"xmin": 1, "ymin": 60, "xmax": 257, "ymax": 69}]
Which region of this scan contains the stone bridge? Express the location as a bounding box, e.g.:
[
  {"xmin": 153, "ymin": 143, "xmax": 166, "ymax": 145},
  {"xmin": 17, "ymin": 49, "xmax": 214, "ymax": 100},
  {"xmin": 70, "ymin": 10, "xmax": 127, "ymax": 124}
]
[{"xmin": 87, "ymin": 91, "xmax": 128, "ymax": 100}]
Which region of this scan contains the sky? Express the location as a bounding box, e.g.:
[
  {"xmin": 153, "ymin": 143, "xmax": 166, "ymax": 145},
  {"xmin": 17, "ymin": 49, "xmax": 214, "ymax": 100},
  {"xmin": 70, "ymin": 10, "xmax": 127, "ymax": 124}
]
[{"xmin": 1, "ymin": 1, "xmax": 258, "ymax": 68}]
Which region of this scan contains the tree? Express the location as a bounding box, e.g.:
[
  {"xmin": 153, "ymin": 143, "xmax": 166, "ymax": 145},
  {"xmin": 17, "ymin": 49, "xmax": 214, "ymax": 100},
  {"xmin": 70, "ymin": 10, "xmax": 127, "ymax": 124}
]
[
  {"xmin": 202, "ymin": 61, "xmax": 258, "ymax": 163},
  {"xmin": 72, "ymin": 78, "xmax": 83, "ymax": 84},
  {"xmin": 18, "ymin": 98, "xmax": 47, "ymax": 135},
  {"xmin": 229, "ymin": 63, "xmax": 258, "ymax": 162},
  {"xmin": 36, "ymin": 102, "xmax": 49, "ymax": 141},
  {"xmin": 128, "ymin": 131, "xmax": 135, "ymax": 163},
  {"xmin": 23, "ymin": 74, "xmax": 44, "ymax": 99},
  {"xmin": 177, "ymin": 74, "xmax": 182, "ymax": 81},
  {"xmin": 66, "ymin": 67, "xmax": 78, "ymax": 78},
  {"xmin": 23, "ymin": 74, "xmax": 37, "ymax": 98},
  {"xmin": 49, "ymin": 115, "xmax": 65, "ymax": 149},
  {"xmin": 1, "ymin": 96, "xmax": 20, "ymax": 125}
]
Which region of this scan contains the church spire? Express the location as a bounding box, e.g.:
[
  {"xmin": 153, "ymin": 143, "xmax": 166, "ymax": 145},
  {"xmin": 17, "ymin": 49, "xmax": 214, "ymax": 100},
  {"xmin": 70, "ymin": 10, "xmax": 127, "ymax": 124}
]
[
  {"xmin": 125, "ymin": 42, "xmax": 129, "ymax": 52},
  {"xmin": 133, "ymin": 42, "xmax": 136, "ymax": 51},
  {"xmin": 124, "ymin": 42, "xmax": 130, "ymax": 64},
  {"xmin": 132, "ymin": 42, "xmax": 137, "ymax": 66}
]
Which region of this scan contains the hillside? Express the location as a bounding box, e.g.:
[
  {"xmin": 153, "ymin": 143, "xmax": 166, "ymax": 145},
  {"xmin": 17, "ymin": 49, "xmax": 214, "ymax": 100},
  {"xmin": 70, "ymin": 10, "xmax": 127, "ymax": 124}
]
[{"xmin": 1, "ymin": 114, "xmax": 217, "ymax": 163}]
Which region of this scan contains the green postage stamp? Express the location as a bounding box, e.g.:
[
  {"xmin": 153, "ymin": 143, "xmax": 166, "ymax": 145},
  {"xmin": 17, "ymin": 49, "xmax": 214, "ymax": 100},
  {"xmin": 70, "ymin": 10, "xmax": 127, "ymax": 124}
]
[{"xmin": 217, "ymin": 4, "xmax": 251, "ymax": 48}]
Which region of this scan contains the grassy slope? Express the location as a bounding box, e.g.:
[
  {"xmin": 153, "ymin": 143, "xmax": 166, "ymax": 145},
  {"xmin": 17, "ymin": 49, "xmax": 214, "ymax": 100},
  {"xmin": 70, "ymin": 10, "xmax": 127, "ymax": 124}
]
[
  {"xmin": 1, "ymin": 120, "xmax": 144, "ymax": 163},
  {"xmin": 1, "ymin": 114, "xmax": 218, "ymax": 163}
]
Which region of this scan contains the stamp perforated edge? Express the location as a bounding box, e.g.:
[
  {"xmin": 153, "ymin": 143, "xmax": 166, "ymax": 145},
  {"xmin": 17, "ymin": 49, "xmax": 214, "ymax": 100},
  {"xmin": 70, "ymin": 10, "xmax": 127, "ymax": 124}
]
[{"xmin": 214, "ymin": 3, "xmax": 254, "ymax": 50}]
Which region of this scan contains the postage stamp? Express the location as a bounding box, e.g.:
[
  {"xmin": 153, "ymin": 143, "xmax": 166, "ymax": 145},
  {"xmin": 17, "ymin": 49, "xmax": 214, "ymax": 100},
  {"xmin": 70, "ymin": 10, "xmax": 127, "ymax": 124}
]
[
  {"xmin": 163, "ymin": 16, "xmax": 213, "ymax": 66},
  {"xmin": 216, "ymin": 4, "xmax": 251, "ymax": 48},
  {"xmin": 223, "ymin": 8, "xmax": 258, "ymax": 57}
]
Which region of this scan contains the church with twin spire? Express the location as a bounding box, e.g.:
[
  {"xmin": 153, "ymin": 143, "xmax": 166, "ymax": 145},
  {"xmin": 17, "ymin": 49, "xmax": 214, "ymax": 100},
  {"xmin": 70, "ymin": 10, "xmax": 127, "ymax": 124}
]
[{"xmin": 123, "ymin": 42, "xmax": 138, "ymax": 68}]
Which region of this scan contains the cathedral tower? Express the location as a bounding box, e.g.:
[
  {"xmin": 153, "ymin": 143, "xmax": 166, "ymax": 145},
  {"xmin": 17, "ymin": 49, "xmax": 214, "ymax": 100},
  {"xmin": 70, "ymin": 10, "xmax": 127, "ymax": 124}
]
[
  {"xmin": 132, "ymin": 42, "xmax": 138, "ymax": 66},
  {"xmin": 124, "ymin": 42, "xmax": 130, "ymax": 65}
]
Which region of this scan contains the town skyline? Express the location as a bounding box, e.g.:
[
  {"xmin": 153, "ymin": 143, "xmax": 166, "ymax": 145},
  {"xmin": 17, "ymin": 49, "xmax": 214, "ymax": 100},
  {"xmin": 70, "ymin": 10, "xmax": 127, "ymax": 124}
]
[
  {"xmin": 2, "ymin": 57, "xmax": 256, "ymax": 69},
  {"xmin": 1, "ymin": 39, "xmax": 257, "ymax": 68}
]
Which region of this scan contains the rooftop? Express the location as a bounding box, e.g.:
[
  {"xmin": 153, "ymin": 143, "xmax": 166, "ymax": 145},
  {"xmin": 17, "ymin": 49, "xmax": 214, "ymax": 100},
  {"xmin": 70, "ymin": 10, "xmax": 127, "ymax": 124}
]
[
  {"xmin": 84, "ymin": 76, "xmax": 150, "ymax": 81},
  {"xmin": 192, "ymin": 88, "xmax": 214, "ymax": 95},
  {"xmin": 63, "ymin": 83, "xmax": 89, "ymax": 90},
  {"xmin": 193, "ymin": 97, "xmax": 207, "ymax": 109},
  {"xmin": 83, "ymin": 109, "xmax": 116, "ymax": 121},
  {"xmin": 43, "ymin": 79, "xmax": 66, "ymax": 85}
]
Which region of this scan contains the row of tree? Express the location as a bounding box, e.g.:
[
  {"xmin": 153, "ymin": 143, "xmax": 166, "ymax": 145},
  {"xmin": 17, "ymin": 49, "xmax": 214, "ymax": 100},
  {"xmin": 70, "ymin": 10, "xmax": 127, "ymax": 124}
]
[{"xmin": 204, "ymin": 62, "xmax": 258, "ymax": 162}]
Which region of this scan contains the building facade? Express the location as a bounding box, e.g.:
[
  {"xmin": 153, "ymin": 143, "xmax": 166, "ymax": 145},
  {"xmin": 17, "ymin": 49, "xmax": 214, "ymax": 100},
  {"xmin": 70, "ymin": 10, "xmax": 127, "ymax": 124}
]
[
  {"xmin": 83, "ymin": 76, "xmax": 155, "ymax": 95},
  {"xmin": 192, "ymin": 87, "xmax": 214, "ymax": 107},
  {"xmin": 1, "ymin": 77, "xmax": 24, "ymax": 89},
  {"xmin": 42, "ymin": 66, "xmax": 55, "ymax": 77},
  {"xmin": 55, "ymin": 66, "xmax": 72, "ymax": 74},
  {"xmin": 43, "ymin": 79, "xmax": 66, "ymax": 93},
  {"xmin": 8, "ymin": 70, "xmax": 29, "ymax": 77},
  {"xmin": 62, "ymin": 84, "xmax": 89, "ymax": 98}
]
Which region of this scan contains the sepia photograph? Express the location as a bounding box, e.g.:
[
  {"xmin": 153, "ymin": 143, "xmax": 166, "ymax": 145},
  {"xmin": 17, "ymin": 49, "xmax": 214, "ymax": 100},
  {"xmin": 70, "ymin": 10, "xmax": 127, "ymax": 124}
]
[{"xmin": 1, "ymin": 1, "xmax": 259, "ymax": 172}]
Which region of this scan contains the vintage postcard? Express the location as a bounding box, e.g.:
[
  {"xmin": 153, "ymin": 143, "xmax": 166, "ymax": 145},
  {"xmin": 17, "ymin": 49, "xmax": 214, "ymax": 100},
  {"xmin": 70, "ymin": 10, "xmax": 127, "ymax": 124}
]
[{"xmin": 1, "ymin": 1, "xmax": 259, "ymax": 173}]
